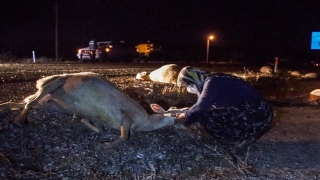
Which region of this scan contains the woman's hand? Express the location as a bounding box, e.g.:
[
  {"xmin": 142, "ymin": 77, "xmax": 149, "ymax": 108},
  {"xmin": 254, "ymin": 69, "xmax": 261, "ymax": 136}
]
[{"xmin": 174, "ymin": 113, "xmax": 187, "ymax": 124}]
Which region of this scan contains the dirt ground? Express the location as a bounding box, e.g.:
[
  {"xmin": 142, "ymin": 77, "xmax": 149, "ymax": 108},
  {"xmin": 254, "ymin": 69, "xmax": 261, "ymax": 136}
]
[{"xmin": 0, "ymin": 63, "xmax": 319, "ymax": 179}]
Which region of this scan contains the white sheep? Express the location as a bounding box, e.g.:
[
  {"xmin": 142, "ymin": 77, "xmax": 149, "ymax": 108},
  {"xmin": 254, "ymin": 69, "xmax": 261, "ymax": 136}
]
[
  {"xmin": 301, "ymin": 73, "xmax": 318, "ymax": 80},
  {"xmin": 288, "ymin": 71, "xmax": 302, "ymax": 77},
  {"xmin": 260, "ymin": 66, "xmax": 273, "ymax": 74},
  {"xmin": 309, "ymin": 89, "xmax": 320, "ymax": 105},
  {"xmin": 136, "ymin": 64, "xmax": 182, "ymax": 84}
]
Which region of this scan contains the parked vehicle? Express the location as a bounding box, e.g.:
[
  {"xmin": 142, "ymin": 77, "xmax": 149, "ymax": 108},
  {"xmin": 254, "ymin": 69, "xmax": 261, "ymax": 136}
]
[{"xmin": 77, "ymin": 41, "xmax": 136, "ymax": 62}]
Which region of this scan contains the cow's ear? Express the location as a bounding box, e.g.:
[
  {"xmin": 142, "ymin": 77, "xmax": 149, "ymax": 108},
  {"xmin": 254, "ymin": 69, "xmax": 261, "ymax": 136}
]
[{"xmin": 150, "ymin": 104, "xmax": 165, "ymax": 113}]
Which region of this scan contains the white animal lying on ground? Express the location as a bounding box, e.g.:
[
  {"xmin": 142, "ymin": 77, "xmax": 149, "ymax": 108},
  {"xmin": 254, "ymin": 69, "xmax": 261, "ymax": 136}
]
[
  {"xmin": 288, "ymin": 71, "xmax": 302, "ymax": 77},
  {"xmin": 287, "ymin": 71, "xmax": 318, "ymax": 80},
  {"xmin": 136, "ymin": 64, "xmax": 182, "ymax": 84},
  {"xmin": 301, "ymin": 73, "xmax": 318, "ymax": 80},
  {"xmin": 309, "ymin": 89, "xmax": 320, "ymax": 105},
  {"xmin": 0, "ymin": 72, "xmax": 186, "ymax": 148},
  {"xmin": 260, "ymin": 66, "xmax": 273, "ymax": 74}
]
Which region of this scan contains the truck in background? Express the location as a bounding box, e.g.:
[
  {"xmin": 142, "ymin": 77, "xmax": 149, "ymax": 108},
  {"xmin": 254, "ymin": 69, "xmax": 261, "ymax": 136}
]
[{"xmin": 77, "ymin": 40, "xmax": 136, "ymax": 62}]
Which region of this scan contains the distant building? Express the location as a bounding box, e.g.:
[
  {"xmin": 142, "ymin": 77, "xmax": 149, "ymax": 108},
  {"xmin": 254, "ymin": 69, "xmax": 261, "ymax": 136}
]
[{"xmin": 135, "ymin": 43, "xmax": 154, "ymax": 57}]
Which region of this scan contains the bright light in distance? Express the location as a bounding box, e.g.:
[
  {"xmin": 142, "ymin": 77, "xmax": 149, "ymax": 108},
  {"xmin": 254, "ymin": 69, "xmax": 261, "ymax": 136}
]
[{"xmin": 208, "ymin": 35, "xmax": 214, "ymax": 40}]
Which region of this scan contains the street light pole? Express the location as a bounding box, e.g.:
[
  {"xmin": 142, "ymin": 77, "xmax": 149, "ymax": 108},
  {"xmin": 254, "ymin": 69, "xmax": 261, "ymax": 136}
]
[{"xmin": 206, "ymin": 35, "xmax": 214, "ymax": 64}]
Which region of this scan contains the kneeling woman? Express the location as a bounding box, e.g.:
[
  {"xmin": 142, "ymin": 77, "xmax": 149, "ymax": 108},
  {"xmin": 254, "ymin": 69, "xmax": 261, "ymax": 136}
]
[{"xmin": 175, "ymin": 66, "xmax": 273, "ymax": 159}]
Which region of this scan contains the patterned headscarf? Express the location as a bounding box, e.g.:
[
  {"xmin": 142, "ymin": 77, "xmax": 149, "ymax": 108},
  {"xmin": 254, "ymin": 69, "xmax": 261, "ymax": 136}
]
[{"xmin": 177, "ymin": 66, "xmax": 208, "ymax": 92}]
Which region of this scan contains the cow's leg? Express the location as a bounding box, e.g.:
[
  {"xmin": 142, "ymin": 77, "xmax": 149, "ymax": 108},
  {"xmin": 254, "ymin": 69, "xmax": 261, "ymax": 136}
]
[
  {"xmin": 15, "ymin": 77, "xmax": 68, "ymax": 124},
  {"xmin": 80, "ymin": 118, "xmax": 100, "ymax": 133},
  {"xmin": 103, "ymin": 115, "xmax": 132, "ymax": 148},
  {"xmin": 14, "ymin": 91, "xmax": 43, "ymax": 123},
  {"xmin": 0, "ymin": 102, "xmax": 26, "ymax": 110},
  {"xmin": 15, "ymin": 90, "xmax": 59, "ymax": 123}
]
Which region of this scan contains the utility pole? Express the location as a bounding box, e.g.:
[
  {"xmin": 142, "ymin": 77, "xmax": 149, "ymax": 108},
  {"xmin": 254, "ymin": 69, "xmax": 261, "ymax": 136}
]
[{"xmin": 55, "ymin": 1, "xmax": 59, "ymax": 61}]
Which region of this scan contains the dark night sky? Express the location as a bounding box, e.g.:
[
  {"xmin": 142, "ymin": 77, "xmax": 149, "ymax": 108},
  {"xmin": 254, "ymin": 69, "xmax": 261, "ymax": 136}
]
[{"xmin": 1, "ymin": 1, "xmax": 320, "ymax": 61}]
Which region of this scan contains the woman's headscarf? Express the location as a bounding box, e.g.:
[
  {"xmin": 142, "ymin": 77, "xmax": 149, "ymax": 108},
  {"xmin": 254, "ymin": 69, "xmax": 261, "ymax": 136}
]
[{"xmin": 177, "ymin": 66, "xmax": 208, "ymax": 92}]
